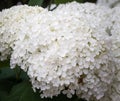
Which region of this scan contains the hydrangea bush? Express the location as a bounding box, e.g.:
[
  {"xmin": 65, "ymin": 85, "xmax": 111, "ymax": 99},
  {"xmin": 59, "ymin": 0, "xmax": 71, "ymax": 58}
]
[{"xmin": 0, "ymin": 1, "xmax": 120, "ymax": 101}]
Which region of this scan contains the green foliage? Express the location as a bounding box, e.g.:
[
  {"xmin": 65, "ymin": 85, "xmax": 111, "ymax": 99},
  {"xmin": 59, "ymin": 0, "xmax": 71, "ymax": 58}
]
[
  {"xmin": 28, "ymin": 0, "xmax": 43, "ymax": 6},
  {"xmin": 0, "ymin": 60, "xmax": 10, "ymax": 68},
  {"xmin": 3, "ymin": 81, "xmax": 41, "ymax": 101},
  {"xmin": 54, "ymin": 0, "xmax": 84, "ymax": 5},
  {"xmin": 28, "ymin": 0, "xmax": 84, "ymax": 7},
  {"xmin": 0, "ymin": 67, "xmax": 15, "ymax": 80}
]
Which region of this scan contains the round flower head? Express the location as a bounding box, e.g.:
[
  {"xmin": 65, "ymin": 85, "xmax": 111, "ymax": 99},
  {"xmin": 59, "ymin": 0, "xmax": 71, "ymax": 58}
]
[
  {"xmin": 10, "ymin": 2, "xmax": 114, "ymax": 100},
  {"xmin": 97, "ymin": 0, "xmax": 120, "ymax": 8},
  {"xmin": 0, "ymin": 5, "xmax": 45, "ymax": 60}
]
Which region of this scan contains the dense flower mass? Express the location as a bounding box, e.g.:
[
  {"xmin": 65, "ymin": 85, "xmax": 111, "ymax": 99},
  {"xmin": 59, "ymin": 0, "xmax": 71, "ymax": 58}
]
[
  {"xmin": 99, "ymin": 7, "xmax": 120, "ymax": 101},
  {"xmin": 110, "ymin": 7, "xmax": 120, "ymax": 74},
  {"xmin": 0, "ymin": 5, "xmax": 45, "ymax": 60},
  {"xmin": 9, "ymin": 2, "xmax": 114, "ymax": 101},
  {"xmin": 0, "ymin": 1, "xmax": 120, "ymax": 101}
]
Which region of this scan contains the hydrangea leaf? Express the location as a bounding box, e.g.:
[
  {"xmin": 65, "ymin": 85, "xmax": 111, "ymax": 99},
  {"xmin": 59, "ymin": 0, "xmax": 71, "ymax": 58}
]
[
  {"xmin": 0, "ymin": 91, "xmax": 7, "ymax": 101},
  {"xmin": 0, "ymin": 60, "xmax": 10, "ymax": 68},
  {"xmin": 28, "ymin": 0, "xmax": 43, "ymax": 6},
  {"xmin": 0, "ymin": 79, "xmax": 15, "ymax": 101},
  {"xmin": 3, "ymin": 81, "xmax": 42, "ymax": 101},
  {"xmin": 54, "ymin": 0, "xmax": 84, "ymax": 5},
  {"xmin": 0, "ymin": 67, "xmax": 15, "ymax": 80}
]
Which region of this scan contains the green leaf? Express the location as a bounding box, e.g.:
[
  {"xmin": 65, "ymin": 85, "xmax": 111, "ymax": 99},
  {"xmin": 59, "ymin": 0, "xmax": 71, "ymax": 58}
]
[
  {"xmin": 54, "ymin": 0, "xmax": 84, "ymax": 5},
  {"xmin": 0, "ymin": 91, "xmax": 8, "ymax": 101},
  {"xmin": 0, "ymin": 67, "xmax": 15, "ymax": 79},
  {"xmin": 3, "ymin": 81, "xmax": 42, "ymax": 101},
  {"xmin": 0, "ymin": 79, "xmax": 16, "ymax": 101},
  {"xmin": 28, "ymin": 0, "xmax": 44, "ymax": 6},
  {"xmin": 0, "ymin": 79, "xmax": 15, "ymax": 92},
  {"xmin": 0, "ymin": 60, "xmax": 15, "ymax": 80},
  {"xmin": 19, "ymin": 70, "xmax": 29, "ymax": 80},
  {"xmin": 0, "ymin": 60, "xmax": 10, "ymax": 68}
]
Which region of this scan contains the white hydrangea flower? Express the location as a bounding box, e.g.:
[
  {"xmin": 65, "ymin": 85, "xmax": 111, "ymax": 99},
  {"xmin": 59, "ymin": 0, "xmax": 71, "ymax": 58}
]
[
  {"xmin": 110, "ymin": 7, "xmax": 120, "ymax": 70},
  {"xmin": 10, "ymin": 2, "xmax": 114, "ymax": 100},
  {"xmin": 55, "ymin": 1, "xmax": 112, "ymax": 37},
  {"xmin": 98, "ymin": 6, "xmax": 120, "ymax": 101},
  {"xmin": 97, "ymin": 0, "xmax": 120, "ymax": 8},
  {"xmin": 0, "ymin": 5, "xmax": 45, "ymax": 60}
]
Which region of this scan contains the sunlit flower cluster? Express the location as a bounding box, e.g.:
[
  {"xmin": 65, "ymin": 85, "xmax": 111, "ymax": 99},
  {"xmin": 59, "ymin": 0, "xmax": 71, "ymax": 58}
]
[{"xmin": 0, "ymin": 1, "xmax": 120, "ymax": 101}]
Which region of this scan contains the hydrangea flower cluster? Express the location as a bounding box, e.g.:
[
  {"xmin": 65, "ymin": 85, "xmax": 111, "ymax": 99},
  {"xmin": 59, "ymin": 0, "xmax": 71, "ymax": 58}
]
[
  {"xmin": 98, "ymin": 7, "xmax": 120, "ymax": 101},
  {"xmin": 0, "ymin": 5, "xmax": 45, "ymax": 60},
  {"xmin": 0, "ymin": 1, "xmax": 120, "ymax": 101}
]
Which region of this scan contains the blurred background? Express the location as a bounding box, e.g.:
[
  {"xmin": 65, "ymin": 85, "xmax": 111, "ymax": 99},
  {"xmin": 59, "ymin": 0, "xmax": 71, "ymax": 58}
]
[{"xmin": 0, "ymin": 0, "xmax": 97, "ymax": 11}]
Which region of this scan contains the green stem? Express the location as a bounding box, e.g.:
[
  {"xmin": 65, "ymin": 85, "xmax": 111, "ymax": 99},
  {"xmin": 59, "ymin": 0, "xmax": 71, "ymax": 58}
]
[
  {"xmin": 48, "ymin": 0, "xmax": 53, "ymax": 11},
  {"xmin": 14, "ymin": 67, "xmax": 21, "ymax": 80}
]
